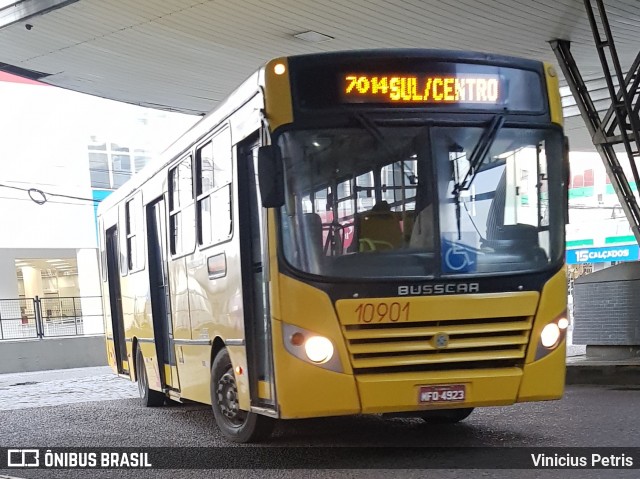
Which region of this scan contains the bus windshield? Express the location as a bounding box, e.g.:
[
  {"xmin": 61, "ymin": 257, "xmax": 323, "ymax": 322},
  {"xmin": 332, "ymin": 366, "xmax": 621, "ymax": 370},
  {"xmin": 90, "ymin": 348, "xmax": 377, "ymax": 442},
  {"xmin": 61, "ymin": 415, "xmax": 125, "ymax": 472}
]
[{"xmin": 277, "ymin": 125, "xmax": 565, "ymax": 279}]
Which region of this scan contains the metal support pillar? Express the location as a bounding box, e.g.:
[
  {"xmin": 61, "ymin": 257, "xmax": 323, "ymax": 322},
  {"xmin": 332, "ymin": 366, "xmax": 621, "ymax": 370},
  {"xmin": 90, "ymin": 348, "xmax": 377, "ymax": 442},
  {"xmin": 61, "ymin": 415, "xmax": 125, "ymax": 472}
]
[{"xmin": 550, "ymin": 0, "xmax": 640, "ymax": 244}]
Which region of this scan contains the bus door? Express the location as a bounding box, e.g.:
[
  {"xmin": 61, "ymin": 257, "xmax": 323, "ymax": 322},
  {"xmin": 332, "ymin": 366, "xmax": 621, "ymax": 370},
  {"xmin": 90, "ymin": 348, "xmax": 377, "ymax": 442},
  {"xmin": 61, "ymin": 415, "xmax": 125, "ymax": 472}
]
[
  {"xmin": 146, "ymin": 197, "xmax": 179, "ymax": 390},
  {"xmin": 105, "ymin": 226, "xmax": 128, "ymax": 374},
  {"xmin": 237, "ymin": 134, "xmax": 276, "ymax": 410}
]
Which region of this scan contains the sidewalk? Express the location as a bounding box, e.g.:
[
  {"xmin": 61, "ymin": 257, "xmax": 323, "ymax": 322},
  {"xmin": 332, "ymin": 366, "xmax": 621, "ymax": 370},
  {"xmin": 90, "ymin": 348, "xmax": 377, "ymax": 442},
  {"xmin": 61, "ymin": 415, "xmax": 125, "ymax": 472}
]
[
  {"xmin": 0, "ymin": 366, "xmax": 138, "ymax": 411},
  {"xmin": 566, "ymin": 354, "xmax": 640, "ymax": 386},
  {"xmin": 564, "ymin": 327, "xmax": 639, "ymax": 385},
  {"xmin": 0, "ymin": 347, "xmax": 636, "ymax": 413}
]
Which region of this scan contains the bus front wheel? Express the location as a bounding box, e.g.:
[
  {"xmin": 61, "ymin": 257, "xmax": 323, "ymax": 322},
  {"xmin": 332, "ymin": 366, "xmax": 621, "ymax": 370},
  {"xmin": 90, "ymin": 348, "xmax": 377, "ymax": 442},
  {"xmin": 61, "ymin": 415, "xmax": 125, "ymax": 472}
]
[
  {"xmin": 419, "ymin": 407, "xmax": 474, "ymax": 424},
  {"xmin": 210, "ymin": 348, "xmax": 274, "ymax": 443},
  {"xmin": 135, "ymin": 347, "xmax": 165, "ymax": 407}
]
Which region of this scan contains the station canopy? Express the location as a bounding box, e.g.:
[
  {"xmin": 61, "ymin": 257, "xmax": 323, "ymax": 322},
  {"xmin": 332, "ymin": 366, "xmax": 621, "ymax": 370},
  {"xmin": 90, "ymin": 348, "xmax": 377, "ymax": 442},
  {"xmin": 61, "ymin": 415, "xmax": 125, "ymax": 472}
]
[{"xmin": 1, "ymin": 0, "xmax": 640, "ymax": 150}]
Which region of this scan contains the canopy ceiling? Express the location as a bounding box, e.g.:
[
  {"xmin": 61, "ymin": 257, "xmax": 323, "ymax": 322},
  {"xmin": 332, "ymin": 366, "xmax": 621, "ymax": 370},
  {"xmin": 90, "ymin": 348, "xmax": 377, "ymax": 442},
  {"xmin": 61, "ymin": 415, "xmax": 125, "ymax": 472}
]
[{"xmin": 1, "ymin": 0, "xmax": 639, "ymax": 150}]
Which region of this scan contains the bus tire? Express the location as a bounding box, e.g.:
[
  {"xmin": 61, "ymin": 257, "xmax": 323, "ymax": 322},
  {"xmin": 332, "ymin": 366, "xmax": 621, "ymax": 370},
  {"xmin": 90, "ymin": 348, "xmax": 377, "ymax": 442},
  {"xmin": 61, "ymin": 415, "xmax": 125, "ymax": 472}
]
[
  {"xmin": 419, "ymin": 407, "xmax": 474, "ymax": 424},
  {"xmin": 136, "ymin": 347, "xmax": 165, "ymax": 407},
  {"xmin": 210, "ymin": 348, "xmax": 274, "ymax": 443}
]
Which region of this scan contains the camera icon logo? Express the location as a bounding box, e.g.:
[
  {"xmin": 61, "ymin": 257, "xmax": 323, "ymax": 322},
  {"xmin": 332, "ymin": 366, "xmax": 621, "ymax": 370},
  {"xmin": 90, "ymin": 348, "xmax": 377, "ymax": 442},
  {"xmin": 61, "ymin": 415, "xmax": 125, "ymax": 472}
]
[{"xmin": 7, "ymin": 449, "xmax": 40, "ymax": 467}]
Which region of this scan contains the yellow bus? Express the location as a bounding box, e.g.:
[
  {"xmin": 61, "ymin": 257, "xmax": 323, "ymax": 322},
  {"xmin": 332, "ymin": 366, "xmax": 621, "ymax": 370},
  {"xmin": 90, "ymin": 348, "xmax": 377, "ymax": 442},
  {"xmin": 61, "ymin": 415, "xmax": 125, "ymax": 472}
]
[{"xmin": 98, "ymin": 49, "xmax": 569, "ymax": 443}]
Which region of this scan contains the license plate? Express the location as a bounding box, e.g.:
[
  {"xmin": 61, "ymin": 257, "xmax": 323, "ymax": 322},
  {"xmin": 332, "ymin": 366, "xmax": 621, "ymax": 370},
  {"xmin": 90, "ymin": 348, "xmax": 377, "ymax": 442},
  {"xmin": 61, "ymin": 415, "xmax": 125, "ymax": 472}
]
[{"xmin": 419, "ymin": 384, "xmax": 466, "ymax": 403}]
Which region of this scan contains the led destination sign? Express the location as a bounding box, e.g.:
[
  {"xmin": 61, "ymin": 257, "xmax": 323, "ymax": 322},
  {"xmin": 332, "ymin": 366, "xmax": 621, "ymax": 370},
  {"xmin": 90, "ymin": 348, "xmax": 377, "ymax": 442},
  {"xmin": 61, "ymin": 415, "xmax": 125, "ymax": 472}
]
[
  {"xmin": 290, "ymin": 56, "xmax": 545, "ymax": 113},
  {"xmin": 342, "ymin": 73, "xmax": 501, "ymax": 104}
]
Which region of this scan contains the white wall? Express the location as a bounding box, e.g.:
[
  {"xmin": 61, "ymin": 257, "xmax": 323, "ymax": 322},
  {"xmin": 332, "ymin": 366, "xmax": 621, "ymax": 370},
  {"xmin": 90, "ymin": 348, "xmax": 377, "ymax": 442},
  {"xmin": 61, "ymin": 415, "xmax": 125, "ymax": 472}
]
[
  {"xmin": 0, "ymin": 81, "xmax": 97, "ymax": 251},
  {"xmin": 0, "ymin": 76, "xmax": 197, "ymax": 305}
]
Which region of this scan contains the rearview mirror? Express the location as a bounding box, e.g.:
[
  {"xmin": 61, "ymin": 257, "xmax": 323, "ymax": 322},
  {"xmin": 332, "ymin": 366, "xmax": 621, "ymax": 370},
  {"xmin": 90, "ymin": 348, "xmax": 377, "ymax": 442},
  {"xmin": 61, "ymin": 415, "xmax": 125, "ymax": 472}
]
[
  {"xmin": 258, "ymin": 145, "xmax": 285, "ymax": 208},
  {"xmin": 563, "ymin": 136, "xmax": 570, "ymax": 225}
]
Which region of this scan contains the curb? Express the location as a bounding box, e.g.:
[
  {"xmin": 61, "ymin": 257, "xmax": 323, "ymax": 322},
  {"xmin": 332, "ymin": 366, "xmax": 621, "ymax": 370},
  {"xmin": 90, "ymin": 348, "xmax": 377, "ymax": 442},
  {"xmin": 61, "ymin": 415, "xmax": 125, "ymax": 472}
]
[{"xmin": 566, "ymin": 363, "xmax": 640, "ymax": 386}]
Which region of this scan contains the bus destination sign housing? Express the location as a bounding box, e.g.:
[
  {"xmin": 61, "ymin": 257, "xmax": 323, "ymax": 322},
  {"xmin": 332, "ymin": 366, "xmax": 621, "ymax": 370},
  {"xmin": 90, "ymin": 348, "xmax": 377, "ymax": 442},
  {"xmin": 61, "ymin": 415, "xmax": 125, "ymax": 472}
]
[
  {"xmin": 289, "ymin": 52, "xmax": 547, "ymax": 114},
  {"xmin": 341, "ymin": 73, "xmax": 501, "ymax": 105}
]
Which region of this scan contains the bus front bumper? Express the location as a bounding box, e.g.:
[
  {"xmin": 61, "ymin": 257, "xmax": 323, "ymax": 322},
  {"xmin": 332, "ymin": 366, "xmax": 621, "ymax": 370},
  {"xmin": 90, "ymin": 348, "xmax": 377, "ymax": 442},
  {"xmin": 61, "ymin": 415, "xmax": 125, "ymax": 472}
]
[
  {"xmin": 357, "ymin": 341, "xmax": 565, "ymax": 414},
  {"xmin": 276, "ymin": 341, "xmax": 565, "ymax": 418}
]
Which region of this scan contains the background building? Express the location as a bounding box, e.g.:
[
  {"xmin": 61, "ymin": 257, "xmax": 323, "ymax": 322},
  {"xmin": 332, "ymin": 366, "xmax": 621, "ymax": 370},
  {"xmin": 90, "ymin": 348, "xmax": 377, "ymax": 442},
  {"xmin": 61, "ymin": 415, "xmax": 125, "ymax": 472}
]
[
  {"xmin": 566, "ymin": 151, "xmax": 637, "ymax": 279},
  {"xmin": 0, "ymin": 72, "xmax": 197, "ymax": 336}
]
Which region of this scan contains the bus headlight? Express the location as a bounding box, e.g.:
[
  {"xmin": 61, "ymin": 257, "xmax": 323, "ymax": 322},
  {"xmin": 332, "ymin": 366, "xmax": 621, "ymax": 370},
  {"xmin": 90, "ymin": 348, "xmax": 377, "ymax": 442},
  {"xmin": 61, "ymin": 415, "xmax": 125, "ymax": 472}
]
[
  {"xmin": 557, "ymin": 317, "xmax": 569, "ymax": 331},
  {"xmin": 540, "ymin": 323, "xmax": 561, "ymax": 348},
  {"xmin": 304, "ymin": 336, "xmax": 334, "ymax": 363},
  {"xmin": 534, "ymin": 311, "xmax": 568, "ymax": 360},
  {"xmin": 282, "ymin": 322, "xmax": 342, "ymax": 372}
]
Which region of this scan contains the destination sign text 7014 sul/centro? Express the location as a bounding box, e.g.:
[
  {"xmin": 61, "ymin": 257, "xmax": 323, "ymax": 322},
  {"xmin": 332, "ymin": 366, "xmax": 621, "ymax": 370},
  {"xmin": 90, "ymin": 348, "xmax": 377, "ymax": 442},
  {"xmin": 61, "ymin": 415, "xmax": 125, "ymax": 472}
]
[{"xmin": 342, "ymin": 74, "xmax": 500, "ymax": 104}]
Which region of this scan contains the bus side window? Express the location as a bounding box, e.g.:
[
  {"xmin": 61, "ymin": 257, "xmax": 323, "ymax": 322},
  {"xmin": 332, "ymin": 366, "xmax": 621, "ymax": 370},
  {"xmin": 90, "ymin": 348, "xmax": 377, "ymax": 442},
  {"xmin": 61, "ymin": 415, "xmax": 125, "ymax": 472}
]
[
  {"xmin": 125, "ymin": 193, "xmax": 144, "ymax": 271},
  {"xmin": 196, "ymin": 127, "xmax": 232, "ymax": 247},
  {"xmin": 169, "ymin": 155, "xmax": 194, "ymax": 256}
]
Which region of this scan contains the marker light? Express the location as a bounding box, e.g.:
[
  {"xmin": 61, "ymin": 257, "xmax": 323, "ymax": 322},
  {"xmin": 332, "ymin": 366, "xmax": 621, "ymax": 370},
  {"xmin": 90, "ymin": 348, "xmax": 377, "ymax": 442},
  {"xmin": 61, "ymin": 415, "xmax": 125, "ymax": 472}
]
[
  {"xmin": 557, "ymin": 317, "xmax": 569, "ymax": 330},
  {"xmin": 290, "ymin": 332, "xmax": 305, "ymax": 346},
  {"xmin": 540, "ymin": 323, "xmax": 561, "ymax": 348},
  {"xmin": 304, "ymin": 336, "xmax": 334, "ymax": 363},
  {"xmin": 274, "ymin": 63, "xmax": 286, "ymax": 75}
]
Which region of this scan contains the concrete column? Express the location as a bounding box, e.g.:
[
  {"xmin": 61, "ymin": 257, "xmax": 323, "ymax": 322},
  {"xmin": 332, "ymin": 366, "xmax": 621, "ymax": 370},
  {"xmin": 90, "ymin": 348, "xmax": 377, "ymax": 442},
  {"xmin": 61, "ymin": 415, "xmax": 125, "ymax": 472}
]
[
  {"xmin": 21, "ymin": 266, "xmax": 44, "ymax": 298},
  {"xmin": 0, "ymin": 251, "xmax": 20, "ymax": 338},
  {"xmin": 77, "ymin": 248, "xmax": 104, "ymax": 334},
  {"xmin": 0, "ymin": 250, "xmax": 18, "ymax": 298}
]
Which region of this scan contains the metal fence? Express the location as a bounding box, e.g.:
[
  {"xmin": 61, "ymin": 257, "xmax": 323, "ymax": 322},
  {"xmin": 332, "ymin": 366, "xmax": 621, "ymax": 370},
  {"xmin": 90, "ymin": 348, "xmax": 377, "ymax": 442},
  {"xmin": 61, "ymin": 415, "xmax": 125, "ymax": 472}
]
[{"xmin": 0, "ymin": 296, "xmax": 104, "ymax": 340}]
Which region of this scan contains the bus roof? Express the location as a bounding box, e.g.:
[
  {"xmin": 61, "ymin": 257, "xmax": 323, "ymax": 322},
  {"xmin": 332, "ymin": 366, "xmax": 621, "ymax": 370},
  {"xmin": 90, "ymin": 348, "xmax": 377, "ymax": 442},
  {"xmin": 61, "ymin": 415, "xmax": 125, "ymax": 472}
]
[{"xmin": 287, "ymin": 48, "xmax": 543, "ymax": 70}]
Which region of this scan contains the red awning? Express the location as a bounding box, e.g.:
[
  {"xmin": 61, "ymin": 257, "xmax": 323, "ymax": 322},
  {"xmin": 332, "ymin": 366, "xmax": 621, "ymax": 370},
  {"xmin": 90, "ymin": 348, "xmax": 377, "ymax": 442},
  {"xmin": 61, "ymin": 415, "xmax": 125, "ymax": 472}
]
[{"xmin": 0, "ymin": 71, "xmax": 44, "ymax": 86}]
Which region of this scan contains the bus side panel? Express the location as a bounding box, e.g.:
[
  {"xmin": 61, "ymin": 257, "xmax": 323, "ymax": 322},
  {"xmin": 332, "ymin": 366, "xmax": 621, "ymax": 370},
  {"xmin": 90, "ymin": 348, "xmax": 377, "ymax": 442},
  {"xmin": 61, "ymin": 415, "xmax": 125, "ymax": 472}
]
[
  {"xmin": 272, "ymin": 275, "xmax": 360, "ymax": 419},
  {"xmin": 178, "ymin": 131, "xmax": 250, "ymax": 407},
  {"xmin": 518, "ymin": 269, "xmax": 567, "ymax": 401},
  {"xmin": 524, "ymin": 269, "xmax": 567, "ymax": 364},
  {"xmin": 517, "ymin": 342, "xmax": 566, "ymax": 402},
  {"xmin": 543, "ymin": 62, "xmax": 563, "ymax": 126},
  {"xmin": 173, "ymin": 344, "xmax": 211, "ymax": 404},
  {"xmin": 264, "ymin": 58, "xmax": 293, "ymax": 130},
  {"xmin": 175, "ymin": 343, "xmax": 249, "ymax": 406}
]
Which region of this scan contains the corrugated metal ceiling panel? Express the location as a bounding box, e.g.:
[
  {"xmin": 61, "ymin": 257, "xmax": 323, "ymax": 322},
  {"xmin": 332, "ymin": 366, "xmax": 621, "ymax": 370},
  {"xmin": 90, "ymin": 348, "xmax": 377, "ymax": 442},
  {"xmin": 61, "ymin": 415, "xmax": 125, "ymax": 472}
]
[{"xmin": 0, "ymin": 0, "xmax": 639, "ymax": 147}]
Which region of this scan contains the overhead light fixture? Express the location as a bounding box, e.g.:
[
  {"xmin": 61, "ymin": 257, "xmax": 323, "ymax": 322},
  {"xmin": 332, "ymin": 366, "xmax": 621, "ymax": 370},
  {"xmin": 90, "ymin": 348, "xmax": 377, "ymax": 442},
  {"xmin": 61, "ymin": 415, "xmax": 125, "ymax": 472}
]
[
  {"xmin": 293, "ymin": 31, "xmax": 334, "ymax": 43},
  {"xmin": 46, "ymin": 259, "xmax": 66, "ymax": 263},
  {"xmin": 312, "ymin": 136, "xmax": 331, "ymax": 147}
]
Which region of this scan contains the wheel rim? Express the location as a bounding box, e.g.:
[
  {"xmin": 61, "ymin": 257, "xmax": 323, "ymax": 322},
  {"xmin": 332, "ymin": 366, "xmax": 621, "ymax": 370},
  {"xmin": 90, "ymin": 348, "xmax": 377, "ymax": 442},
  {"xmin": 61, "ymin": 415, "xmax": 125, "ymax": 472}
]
[
  {"xmin": 137, "ymin": 354, "xmax": 147, "ymax": 398},
  {"xmin": 216, "ymin": 368, "xmax": 246, "ymax": 427}
]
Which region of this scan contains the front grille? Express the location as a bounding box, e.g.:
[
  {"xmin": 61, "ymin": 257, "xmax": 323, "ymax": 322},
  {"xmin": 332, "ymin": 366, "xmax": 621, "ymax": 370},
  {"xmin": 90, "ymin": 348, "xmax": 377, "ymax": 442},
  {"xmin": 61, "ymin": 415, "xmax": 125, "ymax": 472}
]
[{"xmin": 343, "ymin": 316, "xmax": 532, "ymax": 374}]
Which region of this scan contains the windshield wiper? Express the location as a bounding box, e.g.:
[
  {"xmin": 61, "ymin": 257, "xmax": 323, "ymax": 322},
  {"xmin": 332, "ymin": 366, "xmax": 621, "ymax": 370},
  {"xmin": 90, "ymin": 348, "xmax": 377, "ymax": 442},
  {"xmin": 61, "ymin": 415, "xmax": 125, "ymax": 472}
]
[
  {"xmin": 452, "ymin": 114, "xmax": 505, "ymax": 240},
  {"xmin": 351, "ymin": 111, "xmax": 386, "ymax": 144}
]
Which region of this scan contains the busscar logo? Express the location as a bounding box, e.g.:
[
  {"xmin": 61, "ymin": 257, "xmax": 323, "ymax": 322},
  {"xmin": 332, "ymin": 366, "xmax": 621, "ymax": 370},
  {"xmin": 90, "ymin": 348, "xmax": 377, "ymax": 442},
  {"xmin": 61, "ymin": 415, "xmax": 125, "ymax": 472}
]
[
  {"xmin": 7, "ymin": 449, "xmax": 40, "ymax": 467},
  {"xmin": 398, "ymin": 283, "xmax": 480, "ymax": 296},
  {"xmin": 433, "ymin": 333, "xmax": 450, "ymax": 349}
]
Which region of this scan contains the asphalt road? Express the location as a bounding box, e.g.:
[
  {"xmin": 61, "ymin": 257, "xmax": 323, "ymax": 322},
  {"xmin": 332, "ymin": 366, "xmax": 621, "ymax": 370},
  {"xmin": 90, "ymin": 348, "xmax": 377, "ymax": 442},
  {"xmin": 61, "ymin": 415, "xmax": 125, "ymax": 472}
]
[{"xmin": 0, "ymin": 384, "xmax": 639, "ymax": 479}]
